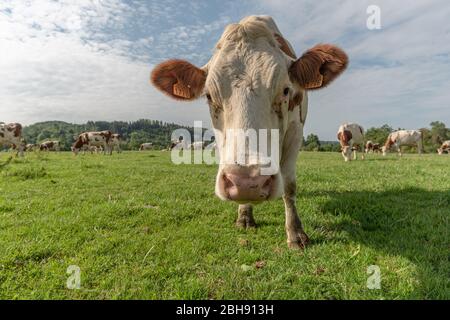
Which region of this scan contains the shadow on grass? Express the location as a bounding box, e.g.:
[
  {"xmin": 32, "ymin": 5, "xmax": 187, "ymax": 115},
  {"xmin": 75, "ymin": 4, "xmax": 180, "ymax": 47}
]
[{"xmin": 309, "ymin": 187, "xmax": 449, "ymax": 298}]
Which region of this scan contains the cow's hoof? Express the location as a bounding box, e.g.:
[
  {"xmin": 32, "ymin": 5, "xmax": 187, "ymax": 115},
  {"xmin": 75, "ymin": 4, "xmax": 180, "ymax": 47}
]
[
  {"xmin": 236, "ymin": 216, "xmax": 257, "ymax": 229},
  {"xmin": 287, "ymin": 231, "xmax": 310, "ymax": 249}
]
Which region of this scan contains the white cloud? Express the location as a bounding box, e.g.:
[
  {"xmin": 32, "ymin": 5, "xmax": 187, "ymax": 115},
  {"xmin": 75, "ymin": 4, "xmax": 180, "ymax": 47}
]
[{"xmin": 251, "ymin": 0, "xmax": 450, "ymax": 139}]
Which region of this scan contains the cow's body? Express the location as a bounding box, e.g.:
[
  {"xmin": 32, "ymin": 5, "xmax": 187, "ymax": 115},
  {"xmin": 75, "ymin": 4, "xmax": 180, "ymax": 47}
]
[
  {"xmin": 337, "ymin": 123, "xmax": 365, "ymax": 161},
  {"xmin": 437, "ymin": 140, "xmax": 450, "ymax": 155},
  {"xmin": 72, "ymin": 131, "xmax": 112, "ymax": 155},
  {"xmin": 382, "ymin": 130, "xmax": 423, "ymax": 156},
  {"xmin": 111, "ymin": 134, "xmax": 122, "ymax": 153},
  {"xmin": 139, "ymin": 143, "xmax": 153, "ymax": 151},
  {"xmin": 40, "ymin": 140, "xmax": 60, "ymax": 151},
  {"xmin": 365, "ymin": 140, "xmax": 381, "ymax": 154},
  {"xmin": 0, "ymin": 123, "xmax": 25, "ymax": 157},
  {"xmin": 188, "ymin": 141, "xmax": 206, "ymax": 150},
  {"xmin": 26, "ymin": 143, "xmax": 37, "ymax": 152},
  {"xmin": 151, "ymin": 15, "xmax": 348, "ymax": 249}
]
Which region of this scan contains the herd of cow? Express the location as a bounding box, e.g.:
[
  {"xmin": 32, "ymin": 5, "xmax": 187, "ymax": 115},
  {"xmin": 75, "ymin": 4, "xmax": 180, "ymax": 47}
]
[
  {"xmin": 0, "ymin": 124, "xmax": 155, "ymax": 156},
  {"xmin": 335, "ymin": 123, "xmax": 445, "ymax": 161}
]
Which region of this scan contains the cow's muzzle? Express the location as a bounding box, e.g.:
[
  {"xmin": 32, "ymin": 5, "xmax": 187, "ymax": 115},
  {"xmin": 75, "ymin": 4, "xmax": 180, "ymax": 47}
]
[{"xmin": 217, "ymin": 166, "xmax": 276, "ymax": 203}]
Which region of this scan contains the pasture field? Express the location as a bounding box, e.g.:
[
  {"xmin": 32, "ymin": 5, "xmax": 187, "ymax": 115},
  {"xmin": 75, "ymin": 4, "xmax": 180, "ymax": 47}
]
[{"xmin": 0, "ymin": 151, "xmax": 448, "ymax": 300}]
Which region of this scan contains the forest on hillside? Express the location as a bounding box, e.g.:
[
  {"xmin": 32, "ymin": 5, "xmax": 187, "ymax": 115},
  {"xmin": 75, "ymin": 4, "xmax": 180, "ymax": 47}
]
[{"xmin": 19, "ymin": 120, "xmax": 450, "ymax": 153}]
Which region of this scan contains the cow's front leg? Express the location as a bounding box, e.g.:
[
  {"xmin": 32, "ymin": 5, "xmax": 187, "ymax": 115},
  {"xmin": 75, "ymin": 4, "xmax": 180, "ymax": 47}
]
[
  {"xmin": 283, "ymin": 181, "xmax": 309, "ymax": 249},
  {"xmin": 236, "ymin": 204, "xmax": 256, "ymax": 228}
]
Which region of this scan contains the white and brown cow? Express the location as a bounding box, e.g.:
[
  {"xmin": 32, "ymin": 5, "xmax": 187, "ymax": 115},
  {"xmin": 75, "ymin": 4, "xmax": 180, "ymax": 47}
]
[
  {"xmin": 40, "ymin": 140, "xmax": 60, "ymax": 152},
  {"xmin": 382, "ymin": 130, "xmax": 423, "ymax": 156},
  {"xmin": 0, "ymin": 122, "xmax": 25, "ymax": 157},
  {"xmin": 72, "ymin": 131, "xmax": 113, "ymax": 155},
  {"xmin": 365, "ymin": 140, "xmax": 381, "ymax": 154},
  {"xmin": 111, "ymin": 134, "xmax": 122, "ymax": 153},
  {"xmin": 337, "ymin": 123, "xmax": 365, "ymax": 162},
  {"xmin": 139, "ymin": 142, "xmax": 153, "ymax": 151},
  {"xmin": 188, "ymin": 141, "xmax": 207, "ymax": 150},
  {"xmin": 151, "ymin": 15, "xmax": 348, "ymax": 249},
  {"xmin": 26, "ymin": 143, "xmax": 37, "ymax": 152},
  {"xmin": 437, "ymin": 140, "xmax": 450, "ymax": 155}
]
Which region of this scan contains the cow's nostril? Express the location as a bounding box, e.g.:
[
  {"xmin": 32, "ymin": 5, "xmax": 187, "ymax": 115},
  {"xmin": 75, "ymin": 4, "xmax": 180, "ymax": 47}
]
[
  {"xmin": 262, "ymin": 176, "xmax": 273, "ymax": 189},
  {"xmin": 223, "ymin": 174, "xmax": 234, "ymax": 189}
]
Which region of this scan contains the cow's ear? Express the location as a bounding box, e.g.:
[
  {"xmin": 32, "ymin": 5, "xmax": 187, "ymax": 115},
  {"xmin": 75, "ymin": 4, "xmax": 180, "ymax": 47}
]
[
  {"xmin": 289, "ymin": 44, "xmax": 348, "ymax": 90},
  {"xmin": 151, "ymin": 59, "xmax": 207, "ymax": 100}
]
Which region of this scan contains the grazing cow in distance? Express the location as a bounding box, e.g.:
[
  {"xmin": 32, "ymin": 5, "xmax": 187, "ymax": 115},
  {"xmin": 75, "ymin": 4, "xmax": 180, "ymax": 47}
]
[
  {"xmin": 111, "ymin": 134, "xmax": 122, "ymax": 153},
  {"xmin": 188, "ymin": 141, "xmax": 207, "ymax": 150},
  {"xmin": 26, "ymin": 143, "xmax": 37, "ymax": 152},
  {"xmin": 337, "ymin": 123, "xmax": 365, "ymax": 162},
  {"xmin": 72, "ymin": 131, "xmax": 113, "ymax": 155},
  {"xmin": 151, "ymin": 15, "xmax": 348, "ymax": 249},
  {"xmin": 365, "ymin": 140, "xmax": 381, "ymax": 154},
  {"xmin": 382, "ymin": 130, "xmax": 423, "ymax": 156},
  {"xmin": 40, "ymin": 140, "xmax": 60, "ymax": 152},
  {"xmin": 437, "ymin": 140, "xmax": 450, "ymax": 155},
  {"xmin": 139, "ymin": 142, "xmax": 153, "ymax": 151},
  {"xmin": 0, "ymin": 122, "xmax": 25, "ymax": 157}
]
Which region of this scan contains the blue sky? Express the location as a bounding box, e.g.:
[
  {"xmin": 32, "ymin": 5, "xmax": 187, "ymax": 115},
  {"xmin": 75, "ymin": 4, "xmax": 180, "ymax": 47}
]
[{"xmin": 1, "ymin": 0, "xmax": 449, "ymax": 140}]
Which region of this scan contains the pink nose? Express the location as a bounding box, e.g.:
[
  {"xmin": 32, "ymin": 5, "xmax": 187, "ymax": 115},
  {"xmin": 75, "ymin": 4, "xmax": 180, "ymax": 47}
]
[{"xmin": 222, "ymin": 173, "xmax": 274, "ymax": 202}]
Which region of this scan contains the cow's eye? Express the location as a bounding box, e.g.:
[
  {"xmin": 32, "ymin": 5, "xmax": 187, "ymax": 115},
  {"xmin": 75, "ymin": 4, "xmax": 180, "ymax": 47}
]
[
  {"xmin": 206, "ymin": 93, "xmax": 212, "ymax": 101},
  {"xmin": 283, "ymin": 87, "xmax": 290, "ymax": 96}
]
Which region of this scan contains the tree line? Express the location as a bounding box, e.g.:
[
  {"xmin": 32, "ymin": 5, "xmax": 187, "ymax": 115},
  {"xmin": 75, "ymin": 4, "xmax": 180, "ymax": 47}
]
[{"xmin": 21, "ymin": 120, "xmax": 449, "ymax": 153}]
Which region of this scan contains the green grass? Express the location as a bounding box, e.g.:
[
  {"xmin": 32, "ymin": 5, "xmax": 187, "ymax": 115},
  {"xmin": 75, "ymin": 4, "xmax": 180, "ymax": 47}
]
[{"xmin": 0, "ymin": 151, "xmax": 448, "ymax": 299}]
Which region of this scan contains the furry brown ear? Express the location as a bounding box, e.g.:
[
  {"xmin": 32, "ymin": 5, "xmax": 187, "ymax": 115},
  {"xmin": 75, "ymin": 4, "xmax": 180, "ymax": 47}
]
[
  {"xmin": 151, "ymin": 59, "xmax": 206, "ymax": 100},
  {"xmin": 289, "ymin": 44, "xmax": 348, "ymax": 90}
]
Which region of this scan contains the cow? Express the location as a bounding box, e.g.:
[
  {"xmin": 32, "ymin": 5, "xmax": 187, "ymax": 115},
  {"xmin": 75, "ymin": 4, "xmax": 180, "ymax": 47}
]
[
  {"xmin": 111, "ymin": 134, "xmax": 122, "ymax": 153},
  {"xmin": 40, "ymin": 140, "xmax": 60, "ymax": 152},
  {"xmin": 188, "ymin": 141, "xmax": 207, "ymax": 150},
  {"xmin": 151, "ymin": 15, "xmax": 348, "ymax": 249},
  {"xmin": 382, "ymin": 130, "xmax": 423, "ymax": 156},
  {"xmin": 139, "ymin": 143, "xmax": 153, "ymax": 151},
  {"xmin": 337, "ymin": 123, "xmax": 365, "ymax": 162},
  {"xmin": 437, "ymin": 140, "xmax": 450, "ymax": 155},
  {"xmin": 365, "ymin": 140, "xmax": 381, "ymax": 154},
  {"xmin": 72, "ymin": 131, "xmax": 113, "ymax": 155},
  {"xmin": 26, "ymin": 143, "xmax": 37, "ymax": 152},
  {"xmin": 0, "ymin": 122, "xmax": 25, "ymax": 157}
]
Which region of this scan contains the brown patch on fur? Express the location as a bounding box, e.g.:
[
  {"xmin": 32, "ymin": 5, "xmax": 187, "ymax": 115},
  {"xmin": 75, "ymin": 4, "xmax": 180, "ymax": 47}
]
[
  {"xmin": 337, "ymin": 130, "xmax": 352, "ymax": 146},
  {"xmin": 73, "ymin": 134, "xmax": 87, "ymax": 150},
  {"xmin": 274, "ymin": 34, "xmax": 296, "ymax": 59},
  {"xmin": 384, "ymin": 135, "xmax": 395, "ymax": 149},
  {"xmin": 289, "ymin": 91, "xmax": 303, "ymax": 111},
  {"xmin": 151, "ymin": 59, "xmax": 206, "ymax": 100},
  {"xmin": 99, "ymin": 130, "xmax": 112, "ymax": 143},
  {"xmin": 289, "ymin": 44, "xmax": 348, "ymax": 90},
  {"xmin": 5, "ymin": 123, "xmax": 22, "ymax": 137},
  {"xmin": 40, "ymin": 141, "xmax": 54, "ymax": 151}
]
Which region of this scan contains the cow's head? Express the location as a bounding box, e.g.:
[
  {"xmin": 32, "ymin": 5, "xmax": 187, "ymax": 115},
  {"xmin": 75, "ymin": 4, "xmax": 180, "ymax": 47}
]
[
  {"xmin": 72, "ymin": 134, "xmax": 87, "ymax": 155},
  {"xmin": 437, "ymin": 148, "xmax": 444, "ymax": 155},
  {"xmin": 151, "ymin": 16, "xmax": 348, "ymax": 203},
  {"xmin": 338, "ymin": 130, "xmax": 353, "ymax": 162}
]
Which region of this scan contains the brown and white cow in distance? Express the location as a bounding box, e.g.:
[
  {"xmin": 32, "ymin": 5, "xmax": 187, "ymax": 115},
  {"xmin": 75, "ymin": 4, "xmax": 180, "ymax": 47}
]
[
  {"xmin": 437, "ymin": 140, "xmax": 450, "ymax": 155},
  {"xmin": 111, "ymin": 134, "xmax": 122, "ymax": 153},
  {"xmin": 0, "ymin": 122, "xmax": 25, "ymax": 157},
  {"xmin": 40, "ymin": 140, "xmax": 60, "ymax": 151},
  {"xmin": 72, "ymin": 131, "xmax": 113, "ymax": 155},
  {"xmin": 151, "ymin": 15, "xmax": 348, "ymax": 249},
  {"xmin": 382, "ymin": 130, "xmax": 423, "ymax": 156},
  {"xmin": 365, "ymin": 140, "xmax": 381, "ymax": 154},
  {"xmin": 337, "ymin": 123, "xmax": 365, "ymax": 161},
  {"xmin": 139, "ymin": 142, "xmax": 153, "ymax": 151}
]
